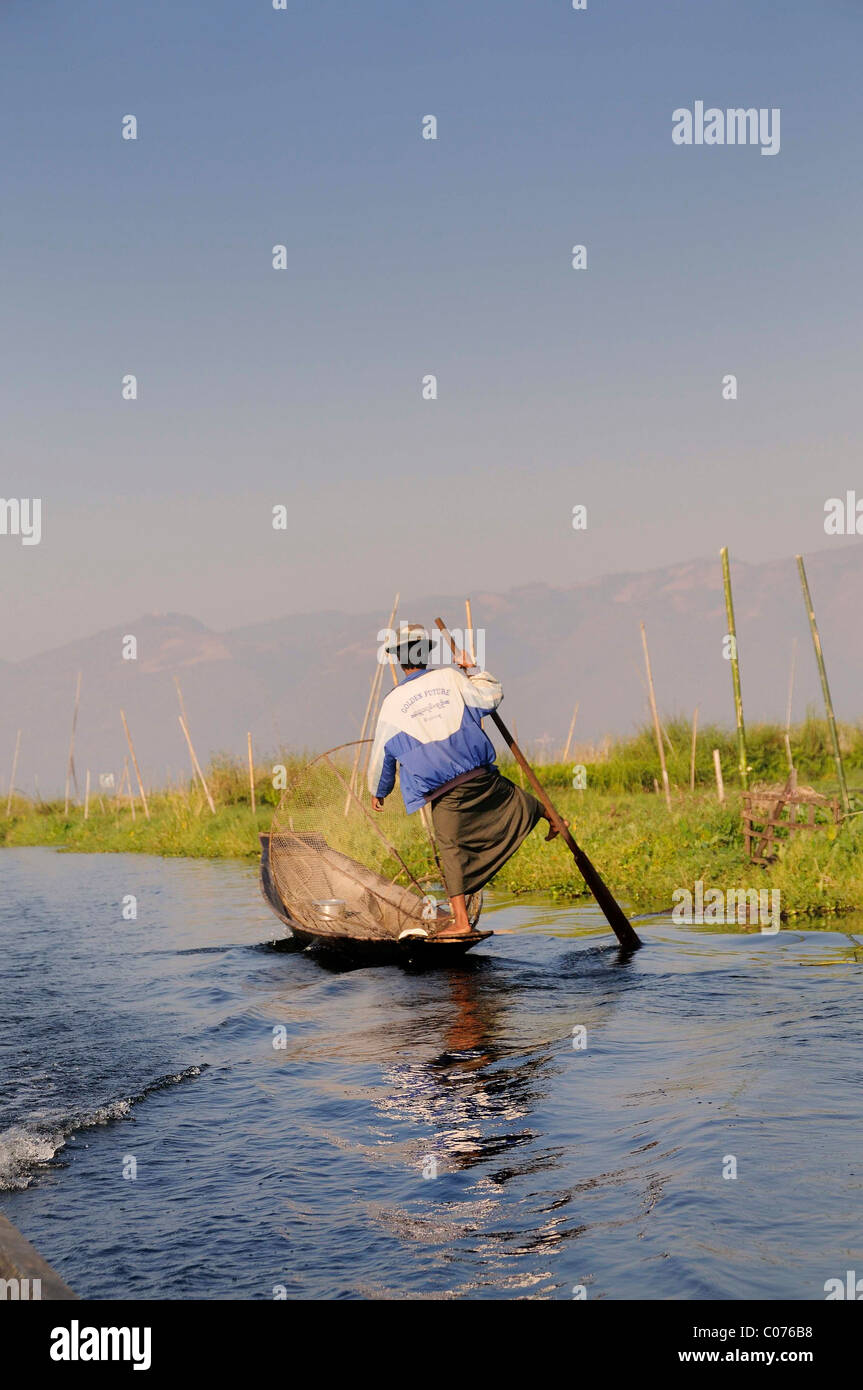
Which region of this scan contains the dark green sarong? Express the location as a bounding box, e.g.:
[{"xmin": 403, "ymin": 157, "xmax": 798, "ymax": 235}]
[{"xmin": 429, "ymin": 765, "xmax": 544, "ymax": 898}]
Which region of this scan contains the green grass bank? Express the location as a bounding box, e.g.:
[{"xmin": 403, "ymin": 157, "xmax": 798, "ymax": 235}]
[{"xmin": 3, "ymin": 720, "xmax": 862, "ymax": 920}]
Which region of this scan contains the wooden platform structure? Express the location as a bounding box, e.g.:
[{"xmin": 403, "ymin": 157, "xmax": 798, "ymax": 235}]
[{"xmin": 742, "ymin": 778, "xmax": 842, "ymax": 867}]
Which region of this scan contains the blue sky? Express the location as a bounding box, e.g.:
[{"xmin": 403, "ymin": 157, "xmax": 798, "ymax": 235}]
[{"xmin": 2, "ymin": 0, "xmax": 861, "ymax": 658}]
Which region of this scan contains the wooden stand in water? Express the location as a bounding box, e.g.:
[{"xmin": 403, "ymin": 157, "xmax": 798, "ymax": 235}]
[
  {"xmin": 742, "ymin": 783, "xmax": 842, "ymax": 867},
  {"xmin": 434, "ymin": 618, "xmax": 641, "ymax": 951}
]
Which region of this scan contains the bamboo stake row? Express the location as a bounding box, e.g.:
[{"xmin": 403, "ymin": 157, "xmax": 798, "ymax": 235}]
[{"xmin": 7, "ymin": 698, "xmax": 262, "ymax": 824}]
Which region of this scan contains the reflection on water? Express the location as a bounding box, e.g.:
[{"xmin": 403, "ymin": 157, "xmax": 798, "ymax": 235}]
[{"xmin": 1, "ymin": 848, "xmax": 862, "ymax": 1300}]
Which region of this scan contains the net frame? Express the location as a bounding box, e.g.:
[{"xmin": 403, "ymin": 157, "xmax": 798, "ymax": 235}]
[{"xmin": 269, "ymin": 741, "xmax": 482, "ymax": 940}]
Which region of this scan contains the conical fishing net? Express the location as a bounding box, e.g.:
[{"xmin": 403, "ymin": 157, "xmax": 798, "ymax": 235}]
[{"xmin": 269, "ymin": 741, "xmax": 482, "ymax": 940}]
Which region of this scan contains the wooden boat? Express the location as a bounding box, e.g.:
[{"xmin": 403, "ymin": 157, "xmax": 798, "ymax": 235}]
[{"xmin": 259, "ymin": 833, "xmax": 491, "ymax": 964}]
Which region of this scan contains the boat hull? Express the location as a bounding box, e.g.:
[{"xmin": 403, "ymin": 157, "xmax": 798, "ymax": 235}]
[{"xmin": 258, "ymin": 834, "xmax": 491, "ymax": 965}]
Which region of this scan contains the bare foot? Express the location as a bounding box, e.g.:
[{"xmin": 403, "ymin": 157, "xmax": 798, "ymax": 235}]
[{"xmin": 433, "ymin": 917, "xmax": 473, "ymax": 939}]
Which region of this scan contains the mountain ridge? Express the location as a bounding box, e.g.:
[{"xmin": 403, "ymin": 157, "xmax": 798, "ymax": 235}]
[{"xmin": 3, "ymin": 546, "xmax": 862, "ymax": 797}]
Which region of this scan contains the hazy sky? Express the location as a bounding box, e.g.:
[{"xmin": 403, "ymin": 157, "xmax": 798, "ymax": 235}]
[{"xmin": 2, "ymin": 0, "xmax": 861, "ymax": 660}]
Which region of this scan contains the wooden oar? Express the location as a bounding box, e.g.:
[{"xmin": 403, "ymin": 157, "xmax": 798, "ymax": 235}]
[{"xmin": 435, "ymin": 617, "xmax": 641, "ymax": 951}]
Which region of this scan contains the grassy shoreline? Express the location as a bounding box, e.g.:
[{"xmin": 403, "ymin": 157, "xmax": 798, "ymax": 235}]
[
  {"xmin": 3, "ymin": 785, "xmax": 862, "ymax": 921},
  {"xmin": 4, "ymin": 719, "xmax": 862, "ymax": 920}
]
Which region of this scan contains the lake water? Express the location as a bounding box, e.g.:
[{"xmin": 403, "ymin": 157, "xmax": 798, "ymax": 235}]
[{"xmin": 1, "ymin": 846, "xmax": 861, "ymax": 1300}]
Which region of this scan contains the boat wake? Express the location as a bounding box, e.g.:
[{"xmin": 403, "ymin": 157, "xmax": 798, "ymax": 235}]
[{"xmin": 0, "ymin": 1065, "xmax": 203, "ymax": 1192}]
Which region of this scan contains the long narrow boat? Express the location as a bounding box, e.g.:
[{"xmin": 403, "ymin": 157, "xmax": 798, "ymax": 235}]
[{"xmin": 258, "ymin": 833, "xmax": 491, "ymax": 965}]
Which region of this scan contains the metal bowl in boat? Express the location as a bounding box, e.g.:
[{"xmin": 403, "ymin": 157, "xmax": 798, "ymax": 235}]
[{"xmin": 313, "ymin": 899, "xmax": 347, "ymax": 920}]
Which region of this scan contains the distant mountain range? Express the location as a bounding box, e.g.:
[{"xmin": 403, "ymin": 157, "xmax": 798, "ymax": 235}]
[{"xmin": 3, "ymin": 545, "xmax": 862, "ymax": 798}]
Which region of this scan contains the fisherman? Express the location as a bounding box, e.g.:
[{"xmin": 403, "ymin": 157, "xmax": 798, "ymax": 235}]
[{"xmin": 368, "ymin": 623, "xmax": 559, "ymax": 938}]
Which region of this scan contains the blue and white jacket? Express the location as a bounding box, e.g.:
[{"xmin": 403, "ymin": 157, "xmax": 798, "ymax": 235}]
[{"xmin": 368, "ymin": 666, "xmax": 503, "ymax": 813}]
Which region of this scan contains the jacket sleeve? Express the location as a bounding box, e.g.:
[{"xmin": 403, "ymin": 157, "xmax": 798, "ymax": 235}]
[
  {"xmin": 455, "ymin": 667, "xmax": 503, "ymax": 714},
  {"xmin": 367, "ymin": 714, "xmax": 398, "ymax": 799}
]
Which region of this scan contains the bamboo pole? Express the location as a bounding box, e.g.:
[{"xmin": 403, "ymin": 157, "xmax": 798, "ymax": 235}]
[
  {"xmin": 690, "ymin": 708, "xmax": 699, "ymax": 793},
  {"xmin": 174, "ymin": 676, "xmax": 189, "ymax": 727},
  {"xmin": 784, "ymin": 636, "xmax": 798, "ymax": 774},
  {"xmin": 247, "ymin": 732, "xmax": 256, "ymax": 815},
  {"xmin": 178, "ymin": 715, "xmax": 215, "ymax": 814},
  {"xmin": 639, "ymin": 622, "xmax": 671, "ymax": 809},
  {"xmin": 346, "ymin": 590, "xmax": 399, "ymax": 813},
  {"xmin": 84, "ymin": 769, "xmax": 91, "ymax": 820},
  {"xmin": 120, "ymin": 710, "xmax": 150, "ymax": 820},
  {"xmin": 796, "ymin": 555, "xmax": 850, "ymax": 813},
  {"xmin": 465, "ymin": 599, "xmax": 477, "ymax": 667},
  {"xmin": 720, "ymin": 547, "xmax": 748, "ymax": 790},
  {"xmin": 435, "ymin": 618, "xmax": 640, "ymax": 950},
  {"xmin": 5, "ymin": 729, "xmax": 21, "ymax": 818},
  {"xmin": 174, "ymin": 681, "xmax": 214, "ymax": 812},
  {"xmin": 173, "ymin": 677, "xmax": 198, "ymax": 788},
  {"xmin": 562, "ymin": 702, "xmax": 580, "ymax": 762},
  {"xmin": 64, "ymin": 671, "xmax": 82, "ymax": 813},
  {"xmin": 345, "ymin": 671, "xmax": 378, "ymax": 815},
  {"xmin": 713, "ymin": 749, "xmax": 725, "ymax": 804},
  {"xmin": 324, "ymin": 754, "xmax": 428, "ymax": 896},
  {"xmin": 119, "ymin": 756, "xmax": 136, "ymax": 820},
  {"xmin": 358, "ymin": 659, "xmax": 385, "ymax": 796}
]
